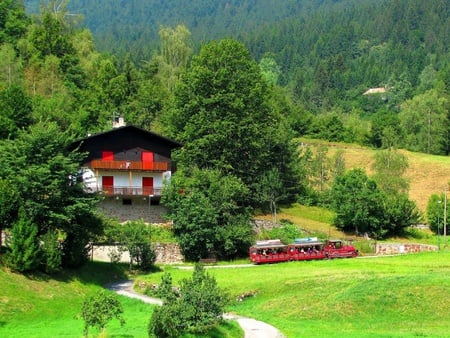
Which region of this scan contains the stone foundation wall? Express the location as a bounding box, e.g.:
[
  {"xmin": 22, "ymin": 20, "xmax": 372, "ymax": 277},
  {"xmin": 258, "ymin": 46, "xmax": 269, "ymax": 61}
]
[
  {"xmin": 375, "ymin": 243, "xmax": 438, "ymax": 255},
  {"xmin": 98, "ymin": 198, "xmax": 166, "ymax": 223},
  {"xmin": 91, "ymin": 242, "xmax": 184, "ymax": 264}
]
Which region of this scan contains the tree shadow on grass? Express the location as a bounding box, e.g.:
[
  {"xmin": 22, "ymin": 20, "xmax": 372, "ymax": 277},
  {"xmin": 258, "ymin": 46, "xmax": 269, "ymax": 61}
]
[{"xmin": 21, "ymin": 261, "xmax": 163, "ymax": 287}]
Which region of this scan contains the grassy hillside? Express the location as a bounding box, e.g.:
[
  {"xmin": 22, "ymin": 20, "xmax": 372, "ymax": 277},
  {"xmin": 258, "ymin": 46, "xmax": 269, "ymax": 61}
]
[
  {"xmin": 305, "ymin": 140, "xmax": 450, "ymax": 214},
  {"xmin": 141, "ymin": 251, "xmax": 450, "ymax": 337},
  {"xmin": 256, "ymin": 141, "xmax": 450, "ymax": 243},
  {"xmin": 2, "ymin": 252, "xmax": 449, "ymax": 337}
]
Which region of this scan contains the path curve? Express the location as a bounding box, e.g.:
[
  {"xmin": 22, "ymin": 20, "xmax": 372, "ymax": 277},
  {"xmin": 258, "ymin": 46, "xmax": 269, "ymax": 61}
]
[{"xmin": 106, "ymin": 280, "xmax": 285, "ymax": 338}]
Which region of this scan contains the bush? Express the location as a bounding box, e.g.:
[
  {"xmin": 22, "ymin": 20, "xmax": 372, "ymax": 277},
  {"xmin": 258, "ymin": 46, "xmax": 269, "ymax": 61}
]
[
  {"xmin": 105, "ymin": 220, "xmax": 156, "ymax": 270},
  {"xmin": 81, "ymin": 290, "xmax": 125, "ymax": 337},
  {"xmin": 148, "ymin": 264, "xmax": 227, "ymax": 337},
  {"xmin": 260, "ymin": 221, "xmax": 305, "ymax": 244}
]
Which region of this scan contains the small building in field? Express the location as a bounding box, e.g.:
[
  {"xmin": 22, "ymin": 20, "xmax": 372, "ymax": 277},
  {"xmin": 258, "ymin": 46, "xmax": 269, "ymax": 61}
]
[{"xmin": 71, "ymin": 121, "xmax": 182, "ymax": 222}]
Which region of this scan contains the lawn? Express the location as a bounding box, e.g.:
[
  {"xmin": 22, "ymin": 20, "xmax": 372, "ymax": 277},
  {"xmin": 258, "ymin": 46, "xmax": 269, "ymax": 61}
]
[
  {"xmin": 0, "ymin": 262, "xmax": 155, "ymax": 337},
  {"xmin": 140, "ymin": 251, "xmax": 450, "ymax": 338},
  {"xmin": 1, "ymin": 251, "xmax": 449, "ymax": 337}
]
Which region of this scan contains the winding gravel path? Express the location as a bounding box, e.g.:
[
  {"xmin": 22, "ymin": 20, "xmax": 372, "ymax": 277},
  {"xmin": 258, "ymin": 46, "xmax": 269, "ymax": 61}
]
[{"xmin": 106, "ymin": 280, "xmax": 285, "ymax": 338}]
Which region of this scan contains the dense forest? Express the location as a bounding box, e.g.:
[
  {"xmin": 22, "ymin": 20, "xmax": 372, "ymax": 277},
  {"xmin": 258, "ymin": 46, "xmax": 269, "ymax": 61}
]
[
  {"xmin": 22, "ymin": 0, "xmax": 450, "ymax": 154},
  {"xmin": 0, "ymin": 0, "xmax": 448, "ymax": 271}
]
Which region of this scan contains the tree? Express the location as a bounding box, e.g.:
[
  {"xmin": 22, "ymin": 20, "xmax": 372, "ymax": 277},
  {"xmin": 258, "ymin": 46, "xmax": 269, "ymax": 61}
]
[
  {"xmin": 148, "ymin": 264, "xmax": 226, "ymax": 337},
  {"xmin": 259, "ymin": 54, "xmax": 281, "ymax": 86},
  {"xmin": 6, "ymin": 209, "xmax": 41, "ymax": 272},
  {"xmin": 0, "ymin": 85, "xmax": 33, "ymax": 139},
  {"xmin": 0, "ymin": 178, "xmax": 20, "ymax": 245},
  {"xmin": 330, "ymin": 168, "xmax": 419, "ymax": 239},
  {"xmin": 0, "ymin": 121, "xmax": 103, "ymax": 270},
  {"xmin": 168, "ymin": 38, "xmax": 302, "ymax": 205},
  {"xmin": 81, "ymin": 291, "xmax": 125, "ymax": 337},
  {"xmin": 162, "ymin": 168, "xmax": 252, "ymax": 261},
  {"xmin": 157, "ymin": 24, "xmax": 192, "ymax": 93},
  {"xmin": 427, "ymin": 193, "xmax": 449, "ymax": 236},
  {"xmin": 399, "ymin": 89, "xmax": 449, "ymax": 154},
  {"xmin": 254, "ymin": 168, "xmax": 285, "ymax": 224},
  {"xmin": 330, "ymin": 169, "xmax": 385, "ymax": 236},
  {"xmin": 372, "ymin": 147, "xmax": 409, "ymax": 195},
  {"xmin": 0, "ymin": 43, "xmax": 23, "ymax": 88},
  {"xmin": 0, "ymin": 0, "xmax": 29, "ymax": 45},
  {"xmin": 309, "ymin": 145, "xmax": 330, "ymax": 192}
]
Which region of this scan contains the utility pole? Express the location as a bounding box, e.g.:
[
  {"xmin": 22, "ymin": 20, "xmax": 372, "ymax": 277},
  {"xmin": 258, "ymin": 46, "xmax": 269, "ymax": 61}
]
[{"xmin": 444, "ymin": 186, "xmax": 447, "ymax": 246}]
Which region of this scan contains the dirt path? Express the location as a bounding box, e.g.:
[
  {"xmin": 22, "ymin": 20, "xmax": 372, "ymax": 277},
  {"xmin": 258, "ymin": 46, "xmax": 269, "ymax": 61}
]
[{"xmin": 106, "ymin": 280, "xmax": 286, "ymax": 338}]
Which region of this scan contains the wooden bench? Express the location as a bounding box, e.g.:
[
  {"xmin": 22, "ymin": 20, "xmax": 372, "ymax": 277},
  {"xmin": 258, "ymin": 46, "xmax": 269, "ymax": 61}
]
[{"xmin": 199, "ymin": 258, "xmax": 217, "ymax": 264}]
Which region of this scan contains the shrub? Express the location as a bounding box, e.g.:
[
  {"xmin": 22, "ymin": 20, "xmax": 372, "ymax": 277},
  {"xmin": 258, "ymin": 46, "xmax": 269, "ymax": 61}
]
[
  {"xmin": 148, "ymin": 264, "xmax": 227, "ymax": 337},
  {"xmin": 81, "ymin": 290, "xmax": 125, "ymax": 337}
]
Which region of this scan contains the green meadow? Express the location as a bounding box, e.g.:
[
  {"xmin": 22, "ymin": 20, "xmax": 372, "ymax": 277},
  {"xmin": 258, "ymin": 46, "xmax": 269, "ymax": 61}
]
[
  {"xmin": 1, "ymin": 251, "xmax": 449, "ymax": 337},
  {"xmin": 141, "ymin": 251, "xmax": 450, "ymax": 338}
]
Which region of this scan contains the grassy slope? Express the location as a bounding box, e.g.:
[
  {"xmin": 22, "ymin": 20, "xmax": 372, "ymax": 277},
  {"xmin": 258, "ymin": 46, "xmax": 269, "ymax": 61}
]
[
  {"xmin": 143, "ymin": 251, "xmax": 450, "ymax": 338},
  {"xmin": 256, "ymin": 140, "xmax": 450, "ymax": 245},
  {"xmin": 309, "ymin": 139, "xmax": 450, "ymax": 213},
  {"xmin": 0, "ymin": 262, "xmax": 156, "ymax": 337}
]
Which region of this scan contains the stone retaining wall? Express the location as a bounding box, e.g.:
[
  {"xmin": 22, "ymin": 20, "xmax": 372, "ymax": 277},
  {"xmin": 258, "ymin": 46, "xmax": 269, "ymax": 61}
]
[
  {"xmin": 91, "ymin": 242, "xmax": 184, "ymax": 264},
  {"xmin": 375, "ymin": 242, "xmax": 438, "ymax": 255}
]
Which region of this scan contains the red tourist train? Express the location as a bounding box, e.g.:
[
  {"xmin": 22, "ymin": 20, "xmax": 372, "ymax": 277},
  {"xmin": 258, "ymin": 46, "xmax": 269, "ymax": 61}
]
[{"xmin": 249, "ymin": 237, "xmax": 358, "ymax": 264}]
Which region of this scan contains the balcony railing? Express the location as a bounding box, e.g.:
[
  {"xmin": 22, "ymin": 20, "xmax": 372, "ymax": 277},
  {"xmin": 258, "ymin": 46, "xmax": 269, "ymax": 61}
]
[
  {"xmin": 89, "ymin": 186, "xmax": 163, "ymax": 197},
  {"xmin": 91, "ymin": 160, "xmax": 169, "ymax": 171}
]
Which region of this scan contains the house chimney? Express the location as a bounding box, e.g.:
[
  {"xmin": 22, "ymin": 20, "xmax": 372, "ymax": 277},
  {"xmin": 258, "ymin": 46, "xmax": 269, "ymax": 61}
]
[{"xmin": 113, "ymin": 115, "xmax": 126, "ymax": 128}]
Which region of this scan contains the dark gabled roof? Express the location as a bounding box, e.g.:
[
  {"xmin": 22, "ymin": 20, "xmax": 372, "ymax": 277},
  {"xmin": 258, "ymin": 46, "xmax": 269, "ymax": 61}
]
[
  {"xmin": 72, "ymin": 125, "xmax": 182, "ymax": 148},
  {"xmin": 70, "ymin": 125, "xmax": 182, "ymax": 160}
]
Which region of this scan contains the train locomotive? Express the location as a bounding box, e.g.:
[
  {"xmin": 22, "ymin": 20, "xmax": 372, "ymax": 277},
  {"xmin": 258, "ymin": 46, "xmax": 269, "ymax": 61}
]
[{"xmin": 249, "ymin": 237, "xmax": 358, "ymax": 264}]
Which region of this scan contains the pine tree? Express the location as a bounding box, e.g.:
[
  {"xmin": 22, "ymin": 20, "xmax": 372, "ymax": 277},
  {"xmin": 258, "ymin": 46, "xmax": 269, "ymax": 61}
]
[{"xmin": 7, "ymin": 210, "xmax": 41, "ymax": 272}]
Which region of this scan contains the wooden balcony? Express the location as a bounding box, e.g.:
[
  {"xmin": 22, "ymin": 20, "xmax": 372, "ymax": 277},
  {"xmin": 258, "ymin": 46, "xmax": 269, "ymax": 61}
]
[
  {"xmin": 90, "ymin": 160, "xmax": 169, "ymax": 171},
  {"xmin": 92, "ymin": 186, "xmax": 163, "ymax": 197}
]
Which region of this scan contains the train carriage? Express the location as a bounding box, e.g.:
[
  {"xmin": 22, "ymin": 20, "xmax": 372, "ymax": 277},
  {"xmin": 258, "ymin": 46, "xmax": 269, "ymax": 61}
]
[
  {"xmin": 249, "ymin": 239, "xmax": 289, "ymax": 264},
  {"xmin": 287, "ymin": 237, "xmax": 327, "ymax": 261}
]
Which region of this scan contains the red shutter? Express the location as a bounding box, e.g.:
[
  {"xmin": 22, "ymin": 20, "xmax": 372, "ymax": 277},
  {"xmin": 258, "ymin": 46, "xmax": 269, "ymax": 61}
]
[
  {"xmin": 102, "ymin": 151, "xmax": 114, "ymax": 161},
  {"xmin": 142, "ymin": 151, "xmax": 154, "ymax": 170}
]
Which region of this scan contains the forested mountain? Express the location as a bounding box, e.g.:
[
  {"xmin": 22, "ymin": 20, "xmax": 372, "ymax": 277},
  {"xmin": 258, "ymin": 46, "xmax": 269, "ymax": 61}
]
[
  {"xmin": 0, "ymin": 0, "xmax": 448, "ymax": 261},
  {"xmin": 24, "ymin": 0, "xmax": 336, "ymax": 59},
  {"xmin": 23, "ymin": 1, "xmax": 450, "ymax": 125}
]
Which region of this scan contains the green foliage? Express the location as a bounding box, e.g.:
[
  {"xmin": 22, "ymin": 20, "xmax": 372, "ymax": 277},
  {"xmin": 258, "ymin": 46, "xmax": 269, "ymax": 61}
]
[
  {"xmin": 0, "ymin": 85, "xmax": 33, "ymax": 139},
  {"xmin": 0, "ymin": 178, "xmax": 20, "ymax": 234},
  {"xmin": 148, "ymin": 264, "xmax": 226, "ymax": 337},
  {"xmin": 0, "ymin": 0, "xmax": 29, "ymax": 44},
  {"xmin": 426, "ymin": 193, "xmax": 449, "ymax": 235},
  {"xmin": 162, "ymin": 168, "xmax": 253, "ymax": 261},
  {"xmin": 40, "ymin": 230, "xmax": 62, "ymax": 274},
  {"xmin": 6, "ymin": 210, "xmax": 40, "ymax": 272},
  {"xmin": 331, "ymin": 168, "xmax": 420, "ymax": 239},
  {"xmin": 0, "ymin": 122, "xmax": 103, "ymax": 270},
  {"xmin": 148, "ymin": 300, "xmax": 185, "ymax": 338},
  {"xmin": 372, "ymin": 148, "xmax": 409, "ymax": 195},
  {"xmin": 260, "ymin": 221, "xmax": 306, "ymax": 244},
  {"xmin": 105, "ymin": 220, "xmax": 156, "ymax": 270},
  {"xmin": 399, "ymin": 88, "xmax": 449, "ymax": 155},
  {"xmin": 81, "ymin": 290, "xmax": 125, "ymax": 337}
]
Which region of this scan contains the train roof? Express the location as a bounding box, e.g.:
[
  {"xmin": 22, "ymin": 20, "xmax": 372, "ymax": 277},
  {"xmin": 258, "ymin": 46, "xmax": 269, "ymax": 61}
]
[{"xmin": 252, "ymin": 239, "xmax": 286, "ymax": 248}]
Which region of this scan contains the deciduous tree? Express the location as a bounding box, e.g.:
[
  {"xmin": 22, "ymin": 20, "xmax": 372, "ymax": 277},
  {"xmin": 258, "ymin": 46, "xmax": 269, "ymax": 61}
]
[{"xmin": 162, "ymin": 168, "xmax": 252, "ymax": 261}]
